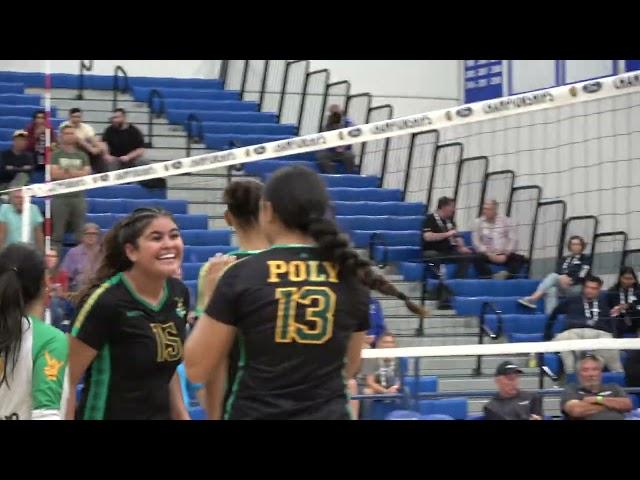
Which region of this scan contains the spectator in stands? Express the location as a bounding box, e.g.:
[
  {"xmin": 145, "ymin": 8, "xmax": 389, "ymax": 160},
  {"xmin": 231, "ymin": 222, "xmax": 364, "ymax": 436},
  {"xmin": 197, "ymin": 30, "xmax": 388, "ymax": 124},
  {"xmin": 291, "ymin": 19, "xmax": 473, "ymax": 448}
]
[
  {"xmin": 472, "ymin": 199, "xmax": 526, "ymax": 280},
  {"xmin": 483, "ymin": 361, "xmax": 543, "ymax": 420},
  {"xmin": 45, "ymin": 249, "xmax": 72, "ymax": 332},
  {"xmin": 423, "ymin": 196, "xmax": 479, "ymax": 279},
  {"xmin": 364, "ymin": 332, "xmax": 401, "ymax": 395},
  {"xmin": 60, "ymin": 222, "xmax": 102, "ymax": 292},
  {"xmin": 25, "ymin": 109, "xmax": 56, "ymax": 168},
  {"xmin": 102, "ymin": 108, "xmax": 146, "ymax": 172},
  {"xmin": 0, "ymin": 184, "xmax": 44, "ymax": 251},
  {"xmin": 519, "ymin": 235, "xmax": 591, "ymax": 314},
  {"xmin": 51, "ymin": 125, "xmax": 91, "ymax": 256},
  {"xmin": 561, "ymin": 353, "xmax": 632, "ymax": 420},
  {"xmin": 315, "ymin": 104, "xmax": 355, "ymax": 174},
  {"xmin": 544, "ymin": 275, "xmax": 624, "ymax": 374},
  {"xmin": 0, "ymin": 130, "xmax": 35, "ymax": 191},
  {"xmin": 59, "ymin": 108, "xmax": 105, "ymax": 171},
  {"xmin": 608, "ymin": 266, "xmax": 640, "ymax": 337},
  {"xmin": 367, "ymin": 297, "xmax": 387, "ymax": 347},
  {"xmin": 348, "ymin": 336, "xmax": 374, "ymax": 420}
]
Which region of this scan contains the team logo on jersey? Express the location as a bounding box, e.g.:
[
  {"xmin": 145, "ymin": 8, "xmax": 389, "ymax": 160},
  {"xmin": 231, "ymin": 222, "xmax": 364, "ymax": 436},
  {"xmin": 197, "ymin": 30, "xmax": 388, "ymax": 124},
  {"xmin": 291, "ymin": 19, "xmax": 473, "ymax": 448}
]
[
  {"xmin": 44, "ymin": 352, "xmax": 64, "ymax": 381},
  {"xmin": 175, "ymin": 297, "xmax": 187, "ymax": 318}
]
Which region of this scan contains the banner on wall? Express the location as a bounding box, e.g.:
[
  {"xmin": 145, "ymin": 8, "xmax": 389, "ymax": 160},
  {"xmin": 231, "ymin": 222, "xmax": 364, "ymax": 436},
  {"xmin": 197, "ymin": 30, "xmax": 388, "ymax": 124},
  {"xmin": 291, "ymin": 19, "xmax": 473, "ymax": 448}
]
[{"xmin": 464, "ymin": 60, "xmax": 503, "ymax": 103}]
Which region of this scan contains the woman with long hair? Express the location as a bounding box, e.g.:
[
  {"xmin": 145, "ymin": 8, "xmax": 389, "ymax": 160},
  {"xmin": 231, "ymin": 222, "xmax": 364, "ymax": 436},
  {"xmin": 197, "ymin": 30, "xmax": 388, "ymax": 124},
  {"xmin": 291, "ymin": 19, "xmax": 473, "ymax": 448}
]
[
  {"xmin": 184, "ymin": 166, "xmax": 426, "ymax": 420},
  {"xmin": 66, "ymin": 208, "xmax": 190, "ymax": 420},
  {"xmin": 0, "ymin": 243, "xmax": 68, "ymax": 420},
  {"xmin": 609, "ymin": 266, "xmax": 640, "ymax": 337}
]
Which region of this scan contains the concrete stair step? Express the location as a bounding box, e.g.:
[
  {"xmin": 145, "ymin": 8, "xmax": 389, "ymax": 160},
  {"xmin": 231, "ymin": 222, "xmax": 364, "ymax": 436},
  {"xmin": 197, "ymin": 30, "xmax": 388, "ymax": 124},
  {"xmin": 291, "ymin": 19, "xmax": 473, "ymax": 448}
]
[
  {"xmin": 50, "ymin": 98, "xmax": 148, "ymax": 113},
  {"xmin": 145, "ymin": 147, "xmax": 210, "ymax": 162},
  {"xmin": 82, "ymin": 110, "xmax": 166, "ymax": 124},
  {"xmin": 404, "ymin": 355, "xmax": 525, "ymax": 372},
  {"xmin": 395, "ymin": 335, "xmax": 484, "ymax": 347},
  {"xmin": 168, "ymin": 174, "xmax": 231, "ymax": 189},
  {"xmin": 188, "ymin": 203, "xmax": 227, "ymax": 216},
  {"xmin": 148, "ymin": 136, "xmax": 205, "ymax": 149},
  {"xmin": 27, "ymin": 88, "xmax": 135, "ymax": 101}
]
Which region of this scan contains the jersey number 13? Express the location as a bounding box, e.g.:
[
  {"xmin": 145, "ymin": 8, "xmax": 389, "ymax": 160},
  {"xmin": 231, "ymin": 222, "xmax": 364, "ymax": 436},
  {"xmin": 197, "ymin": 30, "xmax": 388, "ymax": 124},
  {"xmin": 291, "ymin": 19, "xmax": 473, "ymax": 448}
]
[{"xmin": 275, "ymin": 287, "xmax": 337, "ymax": 344}]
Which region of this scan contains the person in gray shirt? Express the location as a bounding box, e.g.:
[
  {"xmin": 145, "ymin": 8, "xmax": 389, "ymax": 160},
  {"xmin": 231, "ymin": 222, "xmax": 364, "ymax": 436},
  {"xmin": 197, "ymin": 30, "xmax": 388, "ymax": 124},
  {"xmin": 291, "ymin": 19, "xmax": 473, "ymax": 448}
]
[
  {"xmin": 484, "ymin": 361, "xmax": 543, "ymax": 420},
  {"xmin": 561, "ymin": 353, "xmax": 632, "ymax": 420}
]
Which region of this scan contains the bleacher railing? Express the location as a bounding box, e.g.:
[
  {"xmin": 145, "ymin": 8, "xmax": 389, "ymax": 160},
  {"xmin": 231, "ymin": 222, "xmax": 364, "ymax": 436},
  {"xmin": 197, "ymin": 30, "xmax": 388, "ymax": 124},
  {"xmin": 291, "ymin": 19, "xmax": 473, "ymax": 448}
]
[
  {"xmin": 112, "ymin": 65, "xmax": 130, "ymax": 112},
  {"xmin": 76, "ymin": 60, "xmax": 94, "ymax": 101},
  {"xmin": 145, "ymin": 88, "xmax": 165, "ymax": 149},
  {"xmin": 185, "ymin": 113, "xmax": 203, "ymax": 157}
]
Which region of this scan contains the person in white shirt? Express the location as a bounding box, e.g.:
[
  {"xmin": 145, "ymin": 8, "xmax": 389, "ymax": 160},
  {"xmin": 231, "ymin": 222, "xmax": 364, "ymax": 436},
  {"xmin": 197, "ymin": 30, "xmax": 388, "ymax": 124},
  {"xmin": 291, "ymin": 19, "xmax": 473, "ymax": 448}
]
[
  {"xmin": 59, "ymin": 107, "xmax": 106, "ymax": 172},
  {"xmin": 472, "ymin": 199, "xmax": 526, "ymax": 280}
]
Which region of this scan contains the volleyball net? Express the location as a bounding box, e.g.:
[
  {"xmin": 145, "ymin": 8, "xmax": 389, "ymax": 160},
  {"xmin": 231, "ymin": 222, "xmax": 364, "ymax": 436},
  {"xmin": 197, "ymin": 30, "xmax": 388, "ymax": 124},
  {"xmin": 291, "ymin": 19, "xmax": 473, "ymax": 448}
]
[{"xmin": 6, "ymin": 69, "xmax": 639, "ymax": 285}]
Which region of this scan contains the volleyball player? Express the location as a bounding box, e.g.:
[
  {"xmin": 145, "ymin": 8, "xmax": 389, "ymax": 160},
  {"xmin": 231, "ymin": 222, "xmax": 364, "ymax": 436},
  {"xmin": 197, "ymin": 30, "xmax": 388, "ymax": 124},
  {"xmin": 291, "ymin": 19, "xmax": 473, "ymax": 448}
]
[
  {"xmin": 66, "ymin": 208, "xmax": 191, "ymax": 420},
  {"xmin": 184, "ymin": 165, "xmax": 426, "ymax": 420},
  {"xmin": 0, "ymin": 243, "xmax": 69, "ymax": 420},
  {"xmin": 194, "ymin": 179, "xmax": 269, "ymax": 419}
]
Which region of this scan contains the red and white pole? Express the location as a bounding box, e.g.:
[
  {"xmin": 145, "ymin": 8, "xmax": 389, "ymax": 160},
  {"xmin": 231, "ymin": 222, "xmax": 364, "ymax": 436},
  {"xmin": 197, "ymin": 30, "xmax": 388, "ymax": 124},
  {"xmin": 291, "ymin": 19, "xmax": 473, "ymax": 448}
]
[{"xmin": 43, "ymin": 60, "xmax": 52, "ymax": 252}]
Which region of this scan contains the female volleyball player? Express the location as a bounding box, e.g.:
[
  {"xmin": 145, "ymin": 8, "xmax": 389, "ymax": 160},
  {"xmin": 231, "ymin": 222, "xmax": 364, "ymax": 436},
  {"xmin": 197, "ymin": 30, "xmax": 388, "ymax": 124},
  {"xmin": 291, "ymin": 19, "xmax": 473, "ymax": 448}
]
[
  {"xmin": 66, "ymin": 208, "xmax": 191, "ymax": 420},
  {"xmin": 0, "ymin": 243, "xmax": 68, "ymax": 420},
  {"xmin": 185, "ymin": 165, "xmax": 426, "ymax": 420},
  {"xmin": 193, "ymin": 179, "xmax": 269, "ymax": 419}
]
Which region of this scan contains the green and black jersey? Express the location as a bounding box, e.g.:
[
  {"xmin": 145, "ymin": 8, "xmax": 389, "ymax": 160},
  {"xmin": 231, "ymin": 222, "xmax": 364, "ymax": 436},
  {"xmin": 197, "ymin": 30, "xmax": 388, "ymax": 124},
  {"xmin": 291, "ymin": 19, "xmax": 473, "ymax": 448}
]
[
  {"xmin": 72, "ymin": 273, "xmax": 189, "ymax": 420},
  {"xmin": 205, "ymin": 245, "xmax": 370, "ymax": 420}
]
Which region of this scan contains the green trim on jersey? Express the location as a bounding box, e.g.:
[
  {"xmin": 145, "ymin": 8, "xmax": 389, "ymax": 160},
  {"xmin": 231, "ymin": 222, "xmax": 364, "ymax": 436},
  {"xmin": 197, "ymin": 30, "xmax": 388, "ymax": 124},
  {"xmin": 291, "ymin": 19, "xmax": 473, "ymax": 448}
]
[
  {"xmin": 30, "ymin": 316, "xmax": 68, "ymax": 412},
  {"xmin": 121, "ymin": 274, "xmax": 168, "ymax": 312},
  {"xmin": 269, "ymin": 244, "xmax": 317, "ymax": 249},
  {"xmin": 83, "ymin": 345, "xmax": 111, "ymax": 420},
  {"xmin": 72, "ymin": 274, "xmax": 121, "ymax": 335},
  {"xmin": 223, "ymin": 333, "xmax": 246, "ymax": 420}
]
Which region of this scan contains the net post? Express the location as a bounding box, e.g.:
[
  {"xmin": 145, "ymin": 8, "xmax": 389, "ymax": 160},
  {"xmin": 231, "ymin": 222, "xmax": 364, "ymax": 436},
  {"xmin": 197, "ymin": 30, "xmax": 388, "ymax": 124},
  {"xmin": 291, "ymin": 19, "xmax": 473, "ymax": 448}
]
[
  {"xmin": 43, "ymin": 59, "xmax": 52, "ymax": 252},
  {"xmin": 21, "ymin": 186, "xmax": 31, "ymax": 243}
]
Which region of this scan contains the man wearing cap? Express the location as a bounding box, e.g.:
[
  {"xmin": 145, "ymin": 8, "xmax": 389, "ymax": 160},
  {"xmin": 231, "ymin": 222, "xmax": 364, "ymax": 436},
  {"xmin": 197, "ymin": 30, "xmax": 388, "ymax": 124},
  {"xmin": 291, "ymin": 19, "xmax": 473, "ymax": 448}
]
[
  {"xmin": 0, "ymin": 130, "xmax": 35, "ymax": 192},
  {"xmin": 561, "ymin": 353, "xmax": 632, "ymax": 420},
  {"xmin": 483, "ymin": 361, "xmax": 543, "ymax": 420}
]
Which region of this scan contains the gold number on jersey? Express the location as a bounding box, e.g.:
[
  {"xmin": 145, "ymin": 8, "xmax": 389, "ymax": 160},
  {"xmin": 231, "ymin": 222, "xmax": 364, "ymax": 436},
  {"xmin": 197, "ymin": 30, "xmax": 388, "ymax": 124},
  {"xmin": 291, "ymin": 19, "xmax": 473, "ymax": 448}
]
[
  {"xmin": 150, "ymin": 323, "xmax": 183, "ymax": 362},
  {"xmin": 275, "ymin": 287, "xmax": 336, "ymax": 344}
]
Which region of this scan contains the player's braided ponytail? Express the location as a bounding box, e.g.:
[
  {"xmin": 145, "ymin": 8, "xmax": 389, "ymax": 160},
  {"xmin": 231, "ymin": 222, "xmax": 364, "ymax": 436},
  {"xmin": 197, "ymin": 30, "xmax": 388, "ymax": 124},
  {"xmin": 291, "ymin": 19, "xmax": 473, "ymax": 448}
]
[{"xmin": 263, "ymin": 166, "xmax": 427, "ymax": 318}]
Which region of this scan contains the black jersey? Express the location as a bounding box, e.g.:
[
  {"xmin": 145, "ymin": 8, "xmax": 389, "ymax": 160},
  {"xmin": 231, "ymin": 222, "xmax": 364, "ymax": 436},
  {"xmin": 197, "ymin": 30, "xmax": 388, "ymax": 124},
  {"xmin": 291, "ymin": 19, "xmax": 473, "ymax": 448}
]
[
  {"xmin": 72, "ymin": 273, "xmax": 189, "ymax": 420},
  {"xmin": 206, "ymin": 245, "xmax": 370, "ymax": 420}
]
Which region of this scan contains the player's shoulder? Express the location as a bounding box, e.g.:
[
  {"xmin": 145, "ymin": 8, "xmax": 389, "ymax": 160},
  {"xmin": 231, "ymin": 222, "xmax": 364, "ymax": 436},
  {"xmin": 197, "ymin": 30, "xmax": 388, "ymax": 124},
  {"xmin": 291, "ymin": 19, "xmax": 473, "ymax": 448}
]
[
  {"xmin": 167, "ymin": 276, "xmax": 189, "ymax": 296},
  {"xmin": 78, "ymin": 273, "xmax": 127, "ymax": 312},
  {"xmin": 31, "ymin": 318, "xmax": 68, "ymax": 357}
]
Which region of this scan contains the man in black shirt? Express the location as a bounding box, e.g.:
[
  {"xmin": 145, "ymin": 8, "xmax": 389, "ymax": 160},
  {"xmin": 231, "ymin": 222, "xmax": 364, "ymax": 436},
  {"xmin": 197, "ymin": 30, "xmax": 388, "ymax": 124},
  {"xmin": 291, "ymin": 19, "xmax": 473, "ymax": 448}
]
[
  {"xmin": 545, "ymin": 275, "xmax": 624, "ymax": 374},
  {"xmin": 422, "ymin": 196, "xmax": 480, "ymax": 279},
  {"xmin": 0, "ymin": 130, "xmax": 34, "ymax": 191},
  {"xmin": 102, "ymin": 108, "xmax": 146, "ymax": 172},
  {"xmin": 561, "ymin": 353, "xmax": 632, "ymax": 420},
  {"xmin": 484, "ymin": 361, "xmax": 543, "ymax": 420}
]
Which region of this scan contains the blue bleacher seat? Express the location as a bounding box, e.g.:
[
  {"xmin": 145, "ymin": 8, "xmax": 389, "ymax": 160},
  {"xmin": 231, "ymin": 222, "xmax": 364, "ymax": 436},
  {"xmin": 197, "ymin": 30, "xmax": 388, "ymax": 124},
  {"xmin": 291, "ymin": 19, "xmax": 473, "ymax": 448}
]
[
  {"xmin": 129, "ymin": 77, "xmax": 224, "ymax": 90},
  {"xmin": 444, "ymin": 279, "xmax": 540, "ymax": 298},
  {"xmin": 183, "ymin": 245, "xmax": 236, "ymax": 263},
  {"xmin": 385, "ymin": 410, "xmax": 421, "ymax": 420},
  {"xmin": 0, "ymin": 82, "xmax": 24, "ymax": 94},
  {"xmin": 418, "ymin": 398, "xmax": 468, "ymax": 420},
  {"xmin": 0, "ymin": 94, "xmax": 41, "ymax": 106},
  {"xmin": 332, "ymin": 201, "xmax": 425, "ymax": 217},
  {"xmin": 328, "ymin": 188, "xmax": 403, "ymax": 202},
  {"xmin": 565, "ymin": 371, "xmax": 626, "ymax": 386},
  {"xmin": 89, "ymin": 199, "xmax": 128, "ymax": 214},
  {"xmin": 200, "ymin": 121, "xmax": 297, "ymax": 136},
  {"xmin": 171, "ymin": 214, "xmax": 208, "ymax": 230},
  {"xmin": 123, "ymin": 199, "xmax": 188, "ymax": 215},
  {"xmin": 0, "ymin": 72, "xmax": 45, "ymax": 87},
  {"xmin": 419, "ymin": 414, "xmax": 455, "ymax": 420},
  {"xmin": 86, "ymin": 214, "xmax": 116, "ymax": 229},
  {"xmin": 167, "ymin": 110, "xmax": 278, "ymax": 125},
  {"xmin": 204, "ymin": 133, "xmax": 293, "ymax": 150},
  {"xmin": 0, "ymin": 116, "xmax": 64, "ymax": 130},
  {"xmin": 244, "ymin": 160, "xmax": 318, "ymax": 177},
  {"xmin": 403, "ymin": 376, "xmax": 438, "ymax": 397},
  {"xmin": 372, "ymin": 246, "xmax": 423, "ymax": 263},
  {"xmin": 0, "ymin": 104, "xmax": 57, "ymax": 118},
  {"xmin": 180, "ymin": 229, "xmax": 232, "ymax": 246},
  {"xmin": 87, "ymin": 184, "xmax": 166, "ymax": 200},
  {"xmin": 132, "ymin": 86, "xmax": 239, "ymax": 103},
  {"xmin": 164, "ymin": 99, "xmax": 258, "ymax": 114},
  {"xmin": 452, "ymin": 296, "xmax": 544, "ymax": 316},
  {"xmin": 337, "ymin": 216, "xmax": 424, "ymax": 232},
  {"xmin": 364, "ymin": 399, "xmax": 403, "ymax": 420},
  {"xmin": 181, "ymin": 263, "xmax": 202, "ymax": 282}
]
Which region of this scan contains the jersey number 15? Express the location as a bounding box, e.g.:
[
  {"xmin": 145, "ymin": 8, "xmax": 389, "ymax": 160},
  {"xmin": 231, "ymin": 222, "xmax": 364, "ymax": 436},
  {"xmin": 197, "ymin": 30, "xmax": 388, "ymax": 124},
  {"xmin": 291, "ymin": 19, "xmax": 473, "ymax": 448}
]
[{"xmin": 275, "ymin": 287, "xmax": 336, "ymax": 344}]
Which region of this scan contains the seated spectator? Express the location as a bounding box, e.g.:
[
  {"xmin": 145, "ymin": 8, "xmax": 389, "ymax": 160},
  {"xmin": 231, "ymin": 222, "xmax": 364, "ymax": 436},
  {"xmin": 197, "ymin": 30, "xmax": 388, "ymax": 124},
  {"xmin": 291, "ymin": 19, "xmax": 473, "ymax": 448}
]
[
  {"xmin": 102, "ymin": 108, "xmax": 146, "ymax": 172},
  {"xmin": 364, "ymin": 332, "xmax": 401, "ymax": 395},
  {"xmin": 51, "ymin": 126, "xmax": 91, "ymax": 255},
  {"xmin": 366, "ymin": 297, "xmax": 387, "ymax": 347},
  {"xmin": 472, "ymin": 199, "xmax": 526, "ymax": 280},
  {"xmin": 59, "ymin": 108, "xmax": 105, "ymax": 171},
  {"xmin": 423, "ymin": 196, "xmax": 480, "ymax": 279},
  {"xmin": 60, "ymin": 222, "xmax": 102, "ymax": 292},
  {"xmin": 608, "ymin": 266, "xmax": 640, "ymax": 337},
  {"xmin": 25, "ymin": 109, "xmax": 57, "ymax": 168},
  {"xmin": 45, "ymin": 249, "xmax": 73, "ymax": 332},
  {"xmin": 0, "ymin": 185, "xmax": 44, "ymax": 251},
  {"xmin": 0, "ymin": 130, "xmax": 35, "ymax": 191},
  {"xmin": 544, "ymin": 275, "xmax": 624, "ymax": 374},
  {"xmin": 315, "ymin": 104, "xmax": 355, "ymax": 174},
  {"xmin": 483, "ymin": 361, "xmax": 543, "ymax": 420},
  {"xmin": 519, "ymin": 235, "xmax": 591, "ymax": 313},
  {"xmin": 561, "ymin": 353, "xmax": 632, "ymax": 420}
]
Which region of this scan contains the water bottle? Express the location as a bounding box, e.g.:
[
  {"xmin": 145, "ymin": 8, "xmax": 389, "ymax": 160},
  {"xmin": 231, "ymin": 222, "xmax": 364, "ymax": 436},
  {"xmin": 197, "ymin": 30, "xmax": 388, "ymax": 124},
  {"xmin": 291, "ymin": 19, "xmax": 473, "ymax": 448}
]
[{"xmin": 528, "ymin": 353, "xmax": 538, "ymax": 369}]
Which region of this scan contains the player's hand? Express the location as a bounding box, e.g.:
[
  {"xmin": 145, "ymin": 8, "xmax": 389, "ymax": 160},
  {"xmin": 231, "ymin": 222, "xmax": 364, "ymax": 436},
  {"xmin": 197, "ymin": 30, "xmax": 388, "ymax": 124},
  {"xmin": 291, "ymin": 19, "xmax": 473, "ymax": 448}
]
[
  {"xmin": 202, "ymin": 254, "xmax": 237, "ymax": 301},
  {"xmin": 529, "ymin": 414, "xmax": 542, "ymax": 420},
  {"xmin": 611, "ymin": 305, "xmax": 623, "ymax": 317}
]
